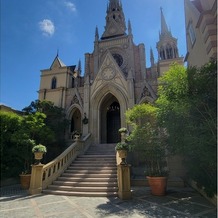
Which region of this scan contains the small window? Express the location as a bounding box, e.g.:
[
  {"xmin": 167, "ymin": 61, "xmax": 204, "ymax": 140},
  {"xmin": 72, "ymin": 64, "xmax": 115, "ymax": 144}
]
[
  {"xmin": 188, "ymin": 23, "xmax": 196, "ymax": 45},
  {"xmin": 51, "ymin": 77, "xmax": 57, "ymax": 89}
]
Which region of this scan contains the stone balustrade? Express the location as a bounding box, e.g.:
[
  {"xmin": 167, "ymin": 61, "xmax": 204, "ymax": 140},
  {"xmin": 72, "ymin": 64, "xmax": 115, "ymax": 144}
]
[{"xmin": 29, "ymin": 133, "xmax": 92, "ymax": 195}]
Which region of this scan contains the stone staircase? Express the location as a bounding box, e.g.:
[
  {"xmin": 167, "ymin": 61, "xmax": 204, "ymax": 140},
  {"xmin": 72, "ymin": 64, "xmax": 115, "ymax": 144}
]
[{"xmin": 43, "ymin": 144, "xmax": 118, "ymax": 197}]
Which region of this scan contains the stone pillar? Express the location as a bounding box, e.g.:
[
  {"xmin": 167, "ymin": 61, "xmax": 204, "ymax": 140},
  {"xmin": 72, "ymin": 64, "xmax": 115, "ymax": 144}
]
[
  {"xmin": 117, "ymin": 164, "xmax": 131, "ymax": 200},
  {"xmin": 29, "ymin": 164, "xmax": 44, "ymax": 195}
]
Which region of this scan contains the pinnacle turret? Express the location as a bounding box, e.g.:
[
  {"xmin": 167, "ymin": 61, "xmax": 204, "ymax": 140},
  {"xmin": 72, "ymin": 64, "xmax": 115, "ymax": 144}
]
[{"xmin": 101, "ymin": 0, "xmax": 126, "ymax": 40}]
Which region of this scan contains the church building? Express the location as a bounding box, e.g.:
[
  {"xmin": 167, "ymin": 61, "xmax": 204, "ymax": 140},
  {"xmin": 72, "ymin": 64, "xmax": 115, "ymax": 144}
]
[{"xmin": 38, "ymin": 0, "xmax": 184, "ymax": 145}]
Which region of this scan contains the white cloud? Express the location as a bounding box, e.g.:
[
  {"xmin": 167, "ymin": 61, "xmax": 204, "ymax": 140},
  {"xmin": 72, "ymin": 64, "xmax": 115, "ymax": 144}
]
[
  {"xmin": 64, "ymin": 1, "xmax": 76, "ymax": 13},
  {"xmin": 39, "ymin": 19, "xmax": 55, "ymax": 37}
]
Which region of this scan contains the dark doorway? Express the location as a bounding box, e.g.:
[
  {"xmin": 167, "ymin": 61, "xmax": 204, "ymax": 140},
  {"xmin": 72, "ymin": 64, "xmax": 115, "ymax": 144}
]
[{"xmin": 107, "ymin": 102, "xmax": 121, "ymax": 143}]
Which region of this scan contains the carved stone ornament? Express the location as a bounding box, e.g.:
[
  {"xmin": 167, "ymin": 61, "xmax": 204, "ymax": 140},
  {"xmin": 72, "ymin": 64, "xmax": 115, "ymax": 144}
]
[{"xmin": 102, "ymin": 67, "xmax": 115, "ymax": 80}]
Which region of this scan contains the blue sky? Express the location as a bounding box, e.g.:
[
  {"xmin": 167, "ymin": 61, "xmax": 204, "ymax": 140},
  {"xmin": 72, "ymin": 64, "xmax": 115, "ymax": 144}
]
[{"xmin": 1, "ymin": 0, "xmax": 186, "ymax": 110}]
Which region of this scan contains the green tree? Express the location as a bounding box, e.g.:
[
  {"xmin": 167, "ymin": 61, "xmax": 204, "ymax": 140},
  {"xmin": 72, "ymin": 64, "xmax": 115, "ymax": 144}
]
[
  {"xmin": 1, "ymin": 110, "xmax": 55, "ymax": 179},
  {"xmin": 156, "ymin": 61, "xmax": 217, "ymax": 197},
  {"xmin": 1, "ymin": 111, "xmax": 23, "ymax": 178},
  {"xmin": 126, "ymin": 104, "xmax": 168, "ymax": 176},
  {"xmin": 22, "ymin": 100, "xmax": 69, "ymax": 159}
]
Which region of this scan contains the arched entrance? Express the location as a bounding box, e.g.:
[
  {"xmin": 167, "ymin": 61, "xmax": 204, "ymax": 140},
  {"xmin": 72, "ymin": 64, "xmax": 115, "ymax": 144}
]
[
  {"xmin": 107, "ymin": 101, "xmax": 121, "ymax": 143},
  {"xmin": 100, "ymin": 94, "xmax": 121, "ymax": 143},
  {"xmin": 70, "ymin": 108, "xmax": 82, "ymax": 136}
]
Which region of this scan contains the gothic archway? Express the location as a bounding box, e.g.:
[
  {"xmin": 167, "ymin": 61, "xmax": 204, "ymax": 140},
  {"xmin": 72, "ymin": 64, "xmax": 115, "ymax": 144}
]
[
  {"xmin": 70, "ymin": 108, "xmax": 82, "ymax": 137},
  {"xmin": 100, "ymin": 94, "xmax": 121, "ymax": 143}
]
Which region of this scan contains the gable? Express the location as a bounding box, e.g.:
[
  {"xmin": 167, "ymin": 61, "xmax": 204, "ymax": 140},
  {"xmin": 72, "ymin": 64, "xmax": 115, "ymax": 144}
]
[
  {"xmin": 50, "ymin": 56, "xmax": 66, "ymax": 70},
  {"xmin": 91, "ymin": 51, "xmax": 128, "ymax": 99}
]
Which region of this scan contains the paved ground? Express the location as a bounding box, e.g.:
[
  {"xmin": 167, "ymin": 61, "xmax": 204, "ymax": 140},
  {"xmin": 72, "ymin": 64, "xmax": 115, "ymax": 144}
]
[{"xmin": 0, "ymin": 185, "xmax": 217, "ymax": 218}]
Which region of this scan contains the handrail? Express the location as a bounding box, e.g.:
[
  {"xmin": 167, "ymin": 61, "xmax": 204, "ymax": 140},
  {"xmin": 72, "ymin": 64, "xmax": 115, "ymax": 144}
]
[
  {"xmin": 29, "ymin": 133, "xmax": 92, "ymax": 194},
  {"xmin": 41, "ymin": 133, "xmax": 92, "ymax": 189}
]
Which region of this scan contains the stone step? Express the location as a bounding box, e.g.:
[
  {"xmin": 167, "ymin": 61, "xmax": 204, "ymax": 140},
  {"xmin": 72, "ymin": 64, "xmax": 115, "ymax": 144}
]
[
  {"xmin": 67, "ymin": 166, "xmax": 117, "ymax": 170},
  {"xmin": 75, "ymin": 158, "xmax": 116, "ymax": 162},
  {"xmin": 65, "ymin": 169, "xmax": 116, "ymax": 174},
  {"xmin": 53, "ymin": 181, "xmax": 117, "ymax": 187},
  {"xmin": 43, "ymin": 144, "xmax": 118, "ymax": 197},
  {"xmin": 47, "ymin": 185, "xmax": 118, "ymax": 192},
  {"xmin": 62, "ymin": 172, "xmax": 117, "ymax": 178},
  {"xmin": 78, "ymin": 151, "xmax": 116, "ymax": 158},
  {"xmin": 76, "ymin": 155, "xmax": 116, "ymax": 161},
  {"xmin": 70, "ymin": 163, "xmax": 116, "ymax": 167},
  {"xmin": 57, "ymin": 177, "xmax": 117, "ymax": 182},
  {"xmin": 43, "ymin": 189, "xmax": 117, "ymax": 197}
]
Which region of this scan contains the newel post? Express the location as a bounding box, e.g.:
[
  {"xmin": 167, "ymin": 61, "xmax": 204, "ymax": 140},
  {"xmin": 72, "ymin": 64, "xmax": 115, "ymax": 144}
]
[
  {"xmin": 29, "ymin": 164, "xmax": 44, "ymax": 195},
  {"xmin": 117, "ymin": 164, "xmax": 131, "ymax": 200}
]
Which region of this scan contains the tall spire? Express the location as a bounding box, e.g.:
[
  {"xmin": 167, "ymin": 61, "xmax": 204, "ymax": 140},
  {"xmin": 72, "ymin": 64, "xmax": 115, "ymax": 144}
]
[
  {"xmin": 150, "ymin": 47, "xmax": 155, "ymax": 66},
  {"xmin": 128, "ymin": 19, "xmax": 132, "ymax": 35},
  {"xmin": 101, "ymin": 0, "xmax": 126, "ymax": 40},
  {"xmin": 95, "ymin": 26, "xmax": 99, "ymax": 41},
  {"xmin": 160, "ymin": 7, "xmax": 170, "ymax": 36},
  {"xmin": 77, "ymin": 59, "xmax": 82, "ymax": 76},
  {"xmin": 157, "ymin": 7, "xmax": 179, "ymax": 61}
]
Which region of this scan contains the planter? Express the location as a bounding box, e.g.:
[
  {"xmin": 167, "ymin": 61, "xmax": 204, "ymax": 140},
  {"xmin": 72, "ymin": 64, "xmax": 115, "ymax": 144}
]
[
  {"xmin": 34, "ymin": 152, "xmax": 45, "ymax": 164},
  {"xmin": 19, "ymin": 174, "xmax": 31, "ymax": 189},
  {"xmin": 34, "ymin": 152, "xmax": 44, "ymax": 160},
  {"xmin": 74, "ymin": 134, "xmax": 80, "ymax": 141},
  {"xmin": 117, "ymin": 150, "xmax": 128, "ymax": 165},
  {"xmin": 147, "ymin": 176, "xmax": 167, "ymax": 196}
]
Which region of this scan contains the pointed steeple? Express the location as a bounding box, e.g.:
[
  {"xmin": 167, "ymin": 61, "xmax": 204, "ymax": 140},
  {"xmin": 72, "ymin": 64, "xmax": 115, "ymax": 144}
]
[
  {"xmin": 157, "ymin": 7, "xmax": 179, "ymax": 61},
  {"xmin": 77, "ymin": 59, "xmax": 82, "ymax": 76},
  {"xmin": 160, "ymin": 7, "xmax": 170, "ymax": 36},
  {"xmin": 101, "ymin": 0, "xmax": 126, "ymax": 40},
  {"xmin": 128, "ymin": 20, "xmax": 132, "ymax": 35},
  {"xmin": 150, "ymin": 47, "xmax": 155, "ymax": 66},
  {"xmin": 95, "ymin": 26, "xmax": 99, "ymax": 41}
]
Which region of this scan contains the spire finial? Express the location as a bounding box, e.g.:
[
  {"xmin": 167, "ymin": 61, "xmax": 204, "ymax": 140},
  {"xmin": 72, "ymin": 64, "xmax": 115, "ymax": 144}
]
[
  {"xmin": 128, "ymin": 19, "xmax": 132, "ymax": 35},
  {"xmin": 160, "ymin": 7, "xmax": 169, "ymax": 35},
  {"xmin": 56, "ymin": 49, "xmax": 59, "ymax": 57},
  {"xmin": 95, "ymin": 26, "xmax": 99, "ymax": 41}
]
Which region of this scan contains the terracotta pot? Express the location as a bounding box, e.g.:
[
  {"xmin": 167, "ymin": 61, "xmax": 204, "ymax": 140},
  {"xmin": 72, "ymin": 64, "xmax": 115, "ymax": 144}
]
[
  {"xmin": 19, "ymin": 174, "xmax": 31, "ymax": 189},
  {"xmin": 146, "ymin": 176, "xmax": 167, "ymax": 196}
]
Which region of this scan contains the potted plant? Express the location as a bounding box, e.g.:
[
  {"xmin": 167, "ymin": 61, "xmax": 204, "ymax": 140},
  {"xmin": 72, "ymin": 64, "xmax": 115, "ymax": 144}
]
[
  {"xmin": 115, "ymin": 142, "xmax": 129, "ymax": 165},
  {"xmin": 72, "ymin": 130, "xmax": 81, "ymax": 140},
  {"xmin": 18, "ymin": 139, "xmax": 36, "ymax": 189},
  {"xmin": 143, "ymin": 130, "xmax": 168, "ymax": 196},
  {"xmin": 126, "ymin": 103, "xmax": 169, "ymax": 196},
  {"xmin": 32, "ymin": 144, "xmax": 47, "ymax": 164}
]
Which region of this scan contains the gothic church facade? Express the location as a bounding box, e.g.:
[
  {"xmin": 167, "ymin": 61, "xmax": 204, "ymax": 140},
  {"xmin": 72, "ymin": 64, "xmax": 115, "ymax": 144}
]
[{"xmin": 38, "ymin": 0, "xmax": 183, "ymax": 144}]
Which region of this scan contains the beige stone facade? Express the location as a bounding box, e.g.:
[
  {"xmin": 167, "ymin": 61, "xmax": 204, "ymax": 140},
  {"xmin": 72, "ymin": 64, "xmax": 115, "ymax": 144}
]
[
  {"xmin": 38, "ymin": 0, "xmax": 184, "ymax": 145},
  {"xmin": 184, "ymin": 0, "xmax": 217, "ymax": 67}
]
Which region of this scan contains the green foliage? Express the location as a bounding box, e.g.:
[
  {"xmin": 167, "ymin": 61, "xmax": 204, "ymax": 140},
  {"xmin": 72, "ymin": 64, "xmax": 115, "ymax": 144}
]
[
  {"xmin": 0, "ymin": 111, "xmax": 24, "ymax": 178},
  {"xmin": 126, "ymin": 104, "xmax": 168, "ymax": 177},
  {"xmin": 22, "ymin": 100, "xmax": 69, "ymax": 148},
  {"xmin": 118, "ymin": 127, "xmax": 128, "ymax": 133},
  {"xmin": 126, "ymin": 103, "xmax": 158, "ymax": 127},
  {"xmin": 32, "ymin": 144, "xmax": 47, "ymax": 153},
  {"xmin": 0, "ymin": 109, "xmax": 54, "ymax": 179},
  {"xmin": 156, "ymin": 61, "xmax": 217, "ymax": 197},
  {"xmin": 115, "ymin": 142, "xmax": 129, "ymax": 151}
]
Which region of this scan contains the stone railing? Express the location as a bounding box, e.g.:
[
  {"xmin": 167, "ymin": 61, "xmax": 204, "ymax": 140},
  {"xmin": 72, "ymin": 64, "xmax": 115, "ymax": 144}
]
[{"xmin": 29, "ymin": 133, "xmax": 92, "ymax": 195}]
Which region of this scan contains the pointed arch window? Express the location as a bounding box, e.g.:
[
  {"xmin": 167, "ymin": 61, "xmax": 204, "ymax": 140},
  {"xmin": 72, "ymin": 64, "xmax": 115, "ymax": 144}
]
[
  {"xmin": 160, "ymin": 47, "xmax": 165, "ymax": 60},
  {"xmin": 51, "ymin": 77, "xmax": 57, "ymax": 89},
  {"xmin": 166, "ymin": 44, "xmax": 173, "ymax": 59},
  {"xmin": 188, "ymin": 22, "xmax": 196, "ymax": 45}
]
